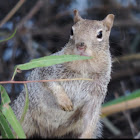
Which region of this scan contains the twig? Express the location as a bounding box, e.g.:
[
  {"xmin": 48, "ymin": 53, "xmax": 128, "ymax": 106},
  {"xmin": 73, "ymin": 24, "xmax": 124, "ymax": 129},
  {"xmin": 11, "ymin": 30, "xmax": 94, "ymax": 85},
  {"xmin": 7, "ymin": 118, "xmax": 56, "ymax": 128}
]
[
  {"xmin": 0, "ymin": 28, "xmax": 17, "ymax": 43},
  {"xmin": 102, "ymin": 97, "xmax": 140, "ymax": 116},
  {"xmin": 122, "ymin": 110, "xmax": 138, "ymax": 137},
  {"xmin": 0, "ymin": 78, "xmax": 93, "ymax": 84},
  {"xmin": 17, "ymin": 0, "xmax": 44, "ymax": 29},
  {"xmin": 113, "ymin": 53, "xmax": 140, "ymax": 63},
  {"xmin": 120, "ymin": 81, "xmax": 138, "ymax": 136},
  {"xmin": 11, "ymin": 67, "xmax": 18, "ymax": 81},
  {"xmin": 0, "ymin": 0, "xmax": 26, "ymax": 27},
  {"xmin": 102, "ymin": 117, "xmax": 121, "ymax": 136}
]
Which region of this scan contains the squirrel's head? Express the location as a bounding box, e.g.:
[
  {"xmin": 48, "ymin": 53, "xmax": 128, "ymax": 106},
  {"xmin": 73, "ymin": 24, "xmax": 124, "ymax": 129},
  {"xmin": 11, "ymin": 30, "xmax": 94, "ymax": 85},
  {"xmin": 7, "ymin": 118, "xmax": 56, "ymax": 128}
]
[
  {"xmin": 68, "ymin": 9, "xmax": 114, "ymax": 57},
  {"xmin": 64, "ymin": 10, "xmax": 115, "ymax": 74}
]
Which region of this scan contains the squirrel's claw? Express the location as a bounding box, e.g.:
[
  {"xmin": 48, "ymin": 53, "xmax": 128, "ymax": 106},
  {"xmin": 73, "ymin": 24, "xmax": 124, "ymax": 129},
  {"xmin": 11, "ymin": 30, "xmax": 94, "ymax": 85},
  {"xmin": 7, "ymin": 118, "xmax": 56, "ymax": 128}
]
[{"xmin": 57, "ymin": 95, "xmax": 73, "ymax": 111}]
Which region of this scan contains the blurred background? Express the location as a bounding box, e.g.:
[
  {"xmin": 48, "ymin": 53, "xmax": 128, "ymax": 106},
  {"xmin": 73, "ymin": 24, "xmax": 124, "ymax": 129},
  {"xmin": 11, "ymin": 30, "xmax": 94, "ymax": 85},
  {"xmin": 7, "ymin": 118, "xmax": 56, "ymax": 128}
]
[{"xmin": 0, "ymin": 0, "xmax": 140, "ymax": 138}]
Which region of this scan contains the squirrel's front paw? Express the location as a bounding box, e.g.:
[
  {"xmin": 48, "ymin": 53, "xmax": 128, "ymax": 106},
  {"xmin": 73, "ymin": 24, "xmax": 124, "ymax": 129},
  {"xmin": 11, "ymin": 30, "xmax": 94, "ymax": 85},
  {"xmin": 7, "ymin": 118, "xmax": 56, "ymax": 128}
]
[{"xmin": 57, "ymin": 94, "xmax": 73, "ymax": 111}]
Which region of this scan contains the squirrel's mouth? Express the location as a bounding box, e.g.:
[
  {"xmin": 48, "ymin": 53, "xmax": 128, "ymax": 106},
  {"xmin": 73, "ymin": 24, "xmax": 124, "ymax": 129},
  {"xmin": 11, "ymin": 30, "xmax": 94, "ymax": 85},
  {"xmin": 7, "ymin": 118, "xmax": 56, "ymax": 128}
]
[
  {"xmin": 74, "ymin": 48, "xmax": 90, "ymax": 56},
  {"xmin": 74, "ymin": 50, "xmax": 89, "ymax": 56},
  {"xmin": 79, "ymin": 52, "xmax": 89, "ymax": 56}
]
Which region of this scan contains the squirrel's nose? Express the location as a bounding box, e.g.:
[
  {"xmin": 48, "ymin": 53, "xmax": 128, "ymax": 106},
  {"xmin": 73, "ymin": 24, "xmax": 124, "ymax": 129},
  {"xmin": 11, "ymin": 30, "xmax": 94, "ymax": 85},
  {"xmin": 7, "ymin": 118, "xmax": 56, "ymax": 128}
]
[
  {"xmin": 80, "ymin": 42, "xmax": 85, "ymax": 46},
  {"xmin": 76, "ymin": 42, "xmax": 86, "ymax": 50}
]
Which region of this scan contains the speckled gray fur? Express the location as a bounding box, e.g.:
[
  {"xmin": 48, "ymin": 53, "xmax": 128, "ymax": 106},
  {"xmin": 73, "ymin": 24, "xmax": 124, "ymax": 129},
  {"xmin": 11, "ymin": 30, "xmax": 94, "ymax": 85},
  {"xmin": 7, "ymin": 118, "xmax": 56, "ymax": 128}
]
[{"xmin": 11, "ymin": 10, "xmax": 114, "ymax": 138}]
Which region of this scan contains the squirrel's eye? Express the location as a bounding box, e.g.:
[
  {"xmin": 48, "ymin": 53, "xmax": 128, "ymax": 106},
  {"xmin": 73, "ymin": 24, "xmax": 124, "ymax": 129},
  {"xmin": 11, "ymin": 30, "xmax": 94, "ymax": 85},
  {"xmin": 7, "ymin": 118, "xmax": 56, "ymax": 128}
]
[
  {"xmin": 97, "ymin": 31, "xmax": 102, "ymax": 39},
  {"xmin": 71, "ymin": 28, "xmax": 73, "ymax": 36}
]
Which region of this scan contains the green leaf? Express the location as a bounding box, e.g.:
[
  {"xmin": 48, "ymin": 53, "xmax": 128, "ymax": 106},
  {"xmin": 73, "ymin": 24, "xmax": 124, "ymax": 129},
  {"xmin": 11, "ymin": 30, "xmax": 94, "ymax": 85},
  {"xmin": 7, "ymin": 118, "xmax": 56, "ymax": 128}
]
[
  {"xmin": 2, "ymin": 105, "xmax": 26, "ymax": 138},
  {"xmin": 11, "ymin": 55, "xmax": 92, "ymax": 80},
  {"xmin": 0, "ymin": 124, "xmax": 7, "ymax": 139},
  {"xmin": 102, "ymin": 89, "xmax": 140, "ymax": 107},
  {"xmin": 0, "ymin": 85, "xmax": 11, "ymax": 106},
  {"xmin": 20, "ymin": 84, "xmax": 29, "ymax": 124},
  {"xmin": 0, "ymin": 111, "xmax": 15, "ymax": 138},
  {"xmin": 0, "ymin": 85, "xmax": 26, "ymax": 138},
  {"xmin": 17, "ymin": 55, "xmax": 92, "ymax": 70}
]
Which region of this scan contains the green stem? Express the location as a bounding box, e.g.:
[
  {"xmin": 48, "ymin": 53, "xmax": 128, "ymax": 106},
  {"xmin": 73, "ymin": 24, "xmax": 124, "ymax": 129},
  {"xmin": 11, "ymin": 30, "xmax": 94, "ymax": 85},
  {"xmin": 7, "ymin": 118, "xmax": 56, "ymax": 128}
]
[
  {"xmin": 11, "ymin": 67, "xmax": 17, "ymax": 81},
  {"xmin": 0, "ymin": 28, "xmax": 17, "ymax": 43},
  {"xmin": 20, "ymin": 84, "xmax": 29, "ymax": 124}
]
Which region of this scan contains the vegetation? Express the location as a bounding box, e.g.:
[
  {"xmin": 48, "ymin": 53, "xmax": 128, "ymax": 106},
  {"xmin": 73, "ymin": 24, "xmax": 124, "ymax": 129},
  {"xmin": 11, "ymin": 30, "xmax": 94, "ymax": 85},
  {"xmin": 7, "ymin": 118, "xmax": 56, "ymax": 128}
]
[{"xmin": 0, "ymin": 0, "xmax": 140, "ymax": 138}]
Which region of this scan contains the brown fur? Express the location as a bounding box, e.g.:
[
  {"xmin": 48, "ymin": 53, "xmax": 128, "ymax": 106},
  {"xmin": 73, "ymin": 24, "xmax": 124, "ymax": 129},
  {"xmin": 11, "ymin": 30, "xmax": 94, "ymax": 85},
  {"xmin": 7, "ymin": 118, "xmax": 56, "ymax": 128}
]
[{"xmin": 11, "ymin": 10, "xmax": 114, "ymax": 138}]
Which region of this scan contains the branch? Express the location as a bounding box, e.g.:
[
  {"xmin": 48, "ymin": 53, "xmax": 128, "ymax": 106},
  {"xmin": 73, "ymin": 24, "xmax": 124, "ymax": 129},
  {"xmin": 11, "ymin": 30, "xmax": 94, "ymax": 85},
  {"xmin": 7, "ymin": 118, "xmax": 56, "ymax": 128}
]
[
  {"xmin": 0, "ymin": 0, "xmax": 26, "ymax": 27},
  {"xmin": 102, "ymin": 97, "xmax": 140, "ymax": 116},
  {"xmin": 17, "ymin": 0, "xmax": 44, "ymax": 29},
  {"xmin": 120, "ymin": 81, "xmax": 138, "ymax": 136},
  {"xmin": 0, "ymin": 78, "xmax": 93, "ymax": 85},
  {"xmin": 102, "ymin": 117, "xmax": 121, "ymax": 136},
  {"xmin": 113, "ymin": 53, "xmax": 140, "ymax": 63}
]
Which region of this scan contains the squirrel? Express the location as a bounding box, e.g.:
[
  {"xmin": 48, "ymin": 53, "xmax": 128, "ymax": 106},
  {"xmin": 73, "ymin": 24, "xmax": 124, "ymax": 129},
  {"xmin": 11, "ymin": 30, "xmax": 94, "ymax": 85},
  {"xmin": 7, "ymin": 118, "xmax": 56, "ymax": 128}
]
[{"xmin": 11, "ymin": 10, "xmax": 114, "ymax": 138}]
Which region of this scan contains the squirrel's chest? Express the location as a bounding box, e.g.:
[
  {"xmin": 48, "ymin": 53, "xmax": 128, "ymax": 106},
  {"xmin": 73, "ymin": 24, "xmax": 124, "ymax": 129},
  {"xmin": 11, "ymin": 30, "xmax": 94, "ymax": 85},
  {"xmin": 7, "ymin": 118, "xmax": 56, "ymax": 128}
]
[{"xmin": 61, "ymin": 81, "xmax": 93, "ymax": 104}]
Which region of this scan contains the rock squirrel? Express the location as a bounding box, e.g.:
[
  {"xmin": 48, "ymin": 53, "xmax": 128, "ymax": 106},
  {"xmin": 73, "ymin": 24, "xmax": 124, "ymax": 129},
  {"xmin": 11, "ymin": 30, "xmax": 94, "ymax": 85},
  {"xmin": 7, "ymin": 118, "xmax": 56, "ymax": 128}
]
[{"xmin": 11, "ymin": 10, "xmax": 114, "ymax": 138}]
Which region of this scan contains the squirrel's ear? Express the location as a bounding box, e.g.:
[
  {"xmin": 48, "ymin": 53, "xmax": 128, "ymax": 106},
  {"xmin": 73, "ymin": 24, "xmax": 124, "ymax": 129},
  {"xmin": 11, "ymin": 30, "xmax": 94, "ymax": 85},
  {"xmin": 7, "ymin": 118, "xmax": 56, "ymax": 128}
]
[
  {"xmin": 73, "ymin": 9, "xmax": 83, "ymax": 23},
  {"xmin": 103, "ymin": 14, "xmax": 115, "ymax": 31}
]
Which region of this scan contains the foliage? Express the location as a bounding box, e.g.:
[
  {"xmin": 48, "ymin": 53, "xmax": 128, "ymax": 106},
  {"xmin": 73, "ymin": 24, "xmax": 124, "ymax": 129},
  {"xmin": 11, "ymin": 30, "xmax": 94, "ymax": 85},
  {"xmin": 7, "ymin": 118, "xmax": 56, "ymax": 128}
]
[
  {"xmin": 0, "ymin": 0, "xmax": 140, "ymax": 138},
  {"xmin": 0, "ymin": 85, "xmax": 26, "ymax": 138}
]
